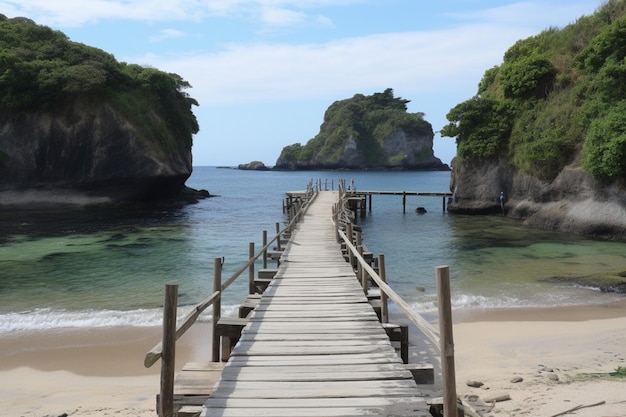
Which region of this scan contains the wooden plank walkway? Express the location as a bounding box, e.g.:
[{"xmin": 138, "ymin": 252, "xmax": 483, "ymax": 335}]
[{"xmin": 201, "ymin": 191, "xmax": 429, "ymax": 417}]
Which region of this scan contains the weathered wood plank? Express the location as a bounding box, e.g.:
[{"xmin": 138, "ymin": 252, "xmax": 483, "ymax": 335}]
[
  {"xmin": 219, "ymin": 369, "xmax": 414, "ymax": 382},
  {"xmin": 210, "ymin": 383, "xmax": 420, "ymax": 399},
  {"xmin": 202, "ymin": 397, "xmax": 429, "ymax": 417},
  {"xmin": 225, "ymin": 353, "xmax": 404, "ymax": 366},
  {"xmin": 231, "ymin": 343, "xmax": 397, "ymax": 357},
  {"xmin": 201, "ymin": 191, "xmax": 426, "ymax": 416},
  {"xmin": 250, "ymin": 310, "xmax": 378, "ymax": 319},
  {"xmin": 238, "ymin": 332, "xmax": 389, "ymax": 342},
  {"xmin": 201, "ymin": 405, "xmax": 424, "ymax": 417}
]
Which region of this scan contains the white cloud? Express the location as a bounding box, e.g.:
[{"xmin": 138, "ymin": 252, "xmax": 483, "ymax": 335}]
[
  {"xmin": 149, "ymin": 29, "xmax": 187, "ymax": 42},
  {"xmin": 142, "ymin": 21, "xmax": 528, "ymax": 107},
  {"xmin": 259, "ymin": 7, "xmax": 306, "ymax": 26},
  {"xmin": 450, "ymin": 1, "xmax": 597, "ymax": 29},
  {"xmin": 4, "ymin": 0, "xmax": 206, "ymax": 26},
  {"xmin": 5, "ymin": 0, "xmax": 358, "ymax": 27}
]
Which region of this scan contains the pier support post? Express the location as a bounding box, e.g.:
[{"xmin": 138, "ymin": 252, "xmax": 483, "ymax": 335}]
[
  {"xmin": 358, "ymin": 245, "xmax": 367, "ymax": 295},
  {"xmin": 275, "ymin": 223, "xmax": 282, "ymax": 251},
  {"xmin": 262, "ymin": 231, "xmax": 268, "ymax": 269},
  {"xmin": 248, "ymin": 242, "xmax": 255, "ymax": 295},
  {"xmin": 211, "ymin": 258, "xmax": 222, "ymax": 362},
  {"xmin": 437, "ymin": 265, "xmax": 458, "ymax": 417},
  {"xmin": 378, "ymin": 254, "xmax": 389, "ymax": 324},
  {"xmin": 402, "ymin": 192, "xmax": 406, "ymax": 214},
  {"xmin": 346, "ymin": 223, "xmax": 354, "ymax": 268},
  {"xmin": 159, "ymin": 283, "xmax": 178, "ymax": 417}
]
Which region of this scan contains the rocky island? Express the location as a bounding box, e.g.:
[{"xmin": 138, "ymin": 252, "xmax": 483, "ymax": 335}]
[
  {"xmin": 274, "ymin": 89, "xmax": 449, "ymax": 171},
  {"xmin": 0, "ymin": 16, "xmax": 205, "ymax": 207},
  {"xmin": 441, "ymin": 3, "xmax": 626, "ymax": 241}
]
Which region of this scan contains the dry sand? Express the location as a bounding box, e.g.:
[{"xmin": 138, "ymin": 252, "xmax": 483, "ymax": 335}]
[
  {"xmin": 0, "ymin": 323, "xmax": 212, "ymax": 417},
  {"xmin": 453, "ymin": 300, "xmax": 626, "ymax": 417},
  {"xmin": 0, "ymin": 302, "xmax": 625, "ymax": 417}
]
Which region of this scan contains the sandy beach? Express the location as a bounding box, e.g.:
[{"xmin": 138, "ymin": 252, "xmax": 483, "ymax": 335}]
[
  {"xmin": 0, "ymin": 323, "xmax": 213, "ymax": 417},
  {"xmin": 1, "ymin": 301, "xmax": 625, "ymax": 417},
  {"xmin": 453, "ymin": 300, "xmax": 626, "ymax": 417}
]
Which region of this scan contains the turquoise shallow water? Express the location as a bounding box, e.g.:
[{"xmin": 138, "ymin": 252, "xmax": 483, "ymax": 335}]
[{"xmin": 0, "ymin": 167, "xmax": 624, "ymax": 333}]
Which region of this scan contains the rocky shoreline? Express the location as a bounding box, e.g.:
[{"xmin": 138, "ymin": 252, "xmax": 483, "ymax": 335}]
[{"xmin": 449, "ymin": 161, "xmax": 626, "ymax": 242}]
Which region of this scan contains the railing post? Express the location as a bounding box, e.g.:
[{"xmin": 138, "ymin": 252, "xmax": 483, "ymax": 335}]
[
  {"xmin": 333, "ymin": 204, "xmax": 340, "ymax": 243},
  {"xmin": 378, "ymin": 254, "xmax": 389, "ymax": 324},
  {"xmin": 346, "ymin": 223, "xmax": 354, "ymax": 268},
  {"xmin": 211, "ymin": 258, "xmax": 222, "ymax": 362},
  {"xmin": 159, "ymin": 283, "xmax": 178, "ymax": 417},
  {"xmin": 403, "ymin": 191, "xmax": 406, "ymax": 214},
  {"xmin": 358, "ymin": 245, "xmax": 367, "ymax": 295},
  {"xmin": 262, "ymin": 230, "xmax": 268, "ymax": 269},
  {"xmin": 275, "ymin": 223, "xmax": 282, "ymax": 251},
  {"xmin": 437, "ymin": 265, "xmax": 457, "ymax": 417},
  {"xmin": 248, "ymin": 242, "xmax": 255, "ymax": 294},
  {"xmin": 347, "ymin": 222, "xmax": 353, "ymax": 244}
]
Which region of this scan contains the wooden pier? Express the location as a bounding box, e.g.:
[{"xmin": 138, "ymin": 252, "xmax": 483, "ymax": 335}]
[
  {"xmin": 202, "ymin": 191, "xmax": 429, "ymax": 416},
  {"xmin": 342, "ymin": 190, "xmax": 453, "ymax": 218},
  {"xmin": 147, "ymin": 181, "xmax": 460, "ymax": 417}
]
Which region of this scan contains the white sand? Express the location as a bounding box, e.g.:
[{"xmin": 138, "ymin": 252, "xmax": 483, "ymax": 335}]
[
  {"xmin": 1, "ymin": 303, "xmax": 625, "ymax": 417},
  {"xmin": 0, "ymin": 324, "xmax": 212, "ymax": 417},
  {"xmin": 453, "ymin": 302, "xmax": 626, "ymax": 417}
]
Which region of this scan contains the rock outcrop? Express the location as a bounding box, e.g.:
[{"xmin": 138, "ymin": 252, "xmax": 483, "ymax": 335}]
[
  {"xmin": 0, "ymin": 98, "xmax": 196, "ymax": 207},
  {"xmin": 274, "ymin": 89, "xmax": 449, "ymax": 171},
  {"xmin": 0, "ymin": 16, "xmax": 203, "ymax": 208},
  {"xmin": 238, "ymin": 161, "xmax": 269, "ymax": 171},
  {"xmin": 449, "ymin": 159, "xmax": 626, "ymax": 240}
]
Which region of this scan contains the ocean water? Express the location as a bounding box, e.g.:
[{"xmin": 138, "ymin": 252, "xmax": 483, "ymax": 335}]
[{"xmin": 0, "ymin": 167, "xmax": 624, "ymax": 333}]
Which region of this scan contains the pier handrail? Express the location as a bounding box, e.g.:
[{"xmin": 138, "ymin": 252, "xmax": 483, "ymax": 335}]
[
  {"xmin": 144, "ymin": 184, "xmax": 318, "ymax": 368},
  {"xmin": 334, "ymin": 180, "xmax": 441, "ymax": 348},
  {"xmin": 337, "ymin": 228, "xmax": 440, "ymax": 348}
]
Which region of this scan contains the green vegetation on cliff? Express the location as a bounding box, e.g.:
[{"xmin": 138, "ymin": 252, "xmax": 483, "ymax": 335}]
[
  {"xmin": 0, "ymin": 15, "xmax": 199, "ymax": 151},
  {"xmin": 441, "ymin": 0, "xmax": 626, "ymax": 183},
  {"xmin": 277, "ymin": 88, "xmax": 436, "ymax": 169}
]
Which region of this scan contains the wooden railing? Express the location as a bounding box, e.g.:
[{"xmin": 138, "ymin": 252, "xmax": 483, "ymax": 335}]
[
  {"xmin": 145, "ymin": 181, "xmax": 318, "ymax": 417},
  {"xmin": 334, "ymin": 180, "xmax": 459, "ymax": 417},
  {"xmin": 145, "ymin": 178, "xmax": 458, "ymax": 417}
]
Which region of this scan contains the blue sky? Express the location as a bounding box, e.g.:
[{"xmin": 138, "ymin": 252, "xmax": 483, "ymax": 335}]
[{"xmin": 4, "ymin": 1, "xmax": 603, "ymax": 166}]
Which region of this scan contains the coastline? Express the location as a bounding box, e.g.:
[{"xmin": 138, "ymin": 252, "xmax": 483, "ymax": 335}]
[{"xmin": 1, "ymin": 302, "xmax": 625, "ymax": 417}]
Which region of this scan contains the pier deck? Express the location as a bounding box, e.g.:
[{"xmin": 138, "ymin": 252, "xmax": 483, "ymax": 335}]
[{"xmin": 201, "ymin": 191, "xmax": 428, "ymax": 416}]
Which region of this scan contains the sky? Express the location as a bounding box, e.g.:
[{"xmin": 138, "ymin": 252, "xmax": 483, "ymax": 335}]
[{"xmin": 2, "ymin": 1, "xmax": 604, "ymax": 166}]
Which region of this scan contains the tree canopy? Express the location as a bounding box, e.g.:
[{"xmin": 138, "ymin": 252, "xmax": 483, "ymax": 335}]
[
  {"xmin": 441, "ymin": 0, "xmax": 626, "ymax": 183},
  {"xmin": 0, "ymin": 15, "xmax": 198, "ymax": 147},
  {"xmin": 278, "ymin": 88, "xmax": 433, "ymax": 167}
]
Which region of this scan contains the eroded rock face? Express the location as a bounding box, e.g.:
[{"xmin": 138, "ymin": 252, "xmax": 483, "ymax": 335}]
[
  {"xmin": 449, "ymin": 159, "xmax": 626, "ymax": 240},
  {"xmin": 0, "ymin": 100, "xmax": 192, "ymax": 206},
  {"xmin": 274, "ymin": 127, "xmax": 449, "ymax": 171}
]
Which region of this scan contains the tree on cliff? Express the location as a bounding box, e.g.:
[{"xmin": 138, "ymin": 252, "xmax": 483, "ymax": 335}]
[
  {"xmin": 0, "ymin": 15, "xmax": 201, "ymax": 202},
  {"xmin": 441, "ymin": 0, "xmax": 626, "ymax": 184},
  {"xmin": 275, "ymin": 88, "xmax": 446, "ymax": 170},
  {"xmin": 0, "ymin": 15, "xmax": 198, "ymax": 149}
]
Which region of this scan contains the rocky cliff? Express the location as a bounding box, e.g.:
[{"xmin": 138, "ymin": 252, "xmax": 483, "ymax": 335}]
[
  {"xmin": 443, "ymin": 2, "xmax": 626, "ymax": 241},
  {"xmin": 274, "ymin": 89, "xmax": 448, "ymax": 171},
  {"xmin": 0, "ymin": 16, "xmax": 201, "ymax": 207},
  {"xmin": 0, "ymin": 98, "xmax": 193, "ymax": 206},
  {"xmin": 449, "ymin": 159, "xmax": 626, "ymax": 240}
]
